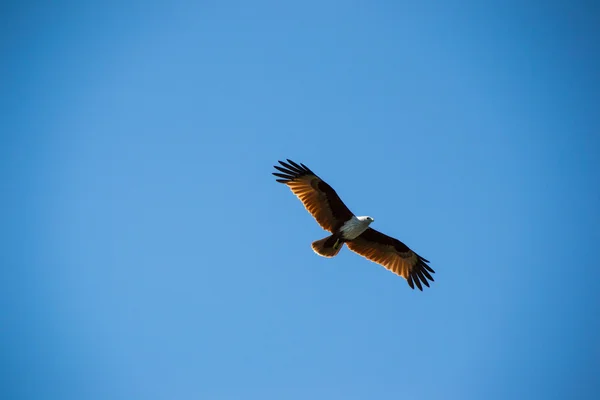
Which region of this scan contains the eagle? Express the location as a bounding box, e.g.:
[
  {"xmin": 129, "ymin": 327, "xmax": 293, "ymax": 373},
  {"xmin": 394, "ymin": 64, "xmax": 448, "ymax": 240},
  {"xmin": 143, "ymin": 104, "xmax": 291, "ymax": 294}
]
[{"xmin": 273, "ymin": 159, "xmax": 435, "ymax": 290}]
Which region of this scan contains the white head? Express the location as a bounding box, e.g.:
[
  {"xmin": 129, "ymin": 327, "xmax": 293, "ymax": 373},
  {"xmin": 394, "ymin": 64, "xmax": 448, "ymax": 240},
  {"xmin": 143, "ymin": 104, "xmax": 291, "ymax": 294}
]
[{"xmin": 357, "ymin": 216, "xmax": 374, "ymax": 225}]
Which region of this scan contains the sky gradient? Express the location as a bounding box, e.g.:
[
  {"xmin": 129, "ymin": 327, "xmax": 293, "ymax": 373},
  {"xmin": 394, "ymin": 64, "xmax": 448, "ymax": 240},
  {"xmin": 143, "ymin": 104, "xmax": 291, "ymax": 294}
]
[{"xmin": 2, "ymin": 1, "xmax": 599, "ymax": 399}]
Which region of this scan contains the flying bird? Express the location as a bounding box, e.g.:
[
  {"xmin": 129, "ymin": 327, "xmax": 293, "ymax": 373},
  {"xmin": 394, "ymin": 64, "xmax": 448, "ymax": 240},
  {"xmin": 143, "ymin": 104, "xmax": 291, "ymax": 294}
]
[{"xmin": 273, "ymin": 159, "xmax": 435, "ymax": 290}]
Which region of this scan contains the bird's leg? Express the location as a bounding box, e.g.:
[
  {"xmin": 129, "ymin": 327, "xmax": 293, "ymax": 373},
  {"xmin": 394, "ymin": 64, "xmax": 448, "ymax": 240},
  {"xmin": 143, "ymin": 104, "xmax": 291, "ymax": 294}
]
[{"xmin": 333, "ymin": 238, "xmax": 341, "ymax": 250}]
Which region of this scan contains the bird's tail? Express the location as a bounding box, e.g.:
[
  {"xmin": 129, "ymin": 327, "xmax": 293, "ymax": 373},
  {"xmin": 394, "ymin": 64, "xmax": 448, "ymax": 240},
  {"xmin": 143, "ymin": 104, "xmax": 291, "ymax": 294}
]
[{"xmin": 311, "ymin": 234, "xmax": 344, "ymax": 258}]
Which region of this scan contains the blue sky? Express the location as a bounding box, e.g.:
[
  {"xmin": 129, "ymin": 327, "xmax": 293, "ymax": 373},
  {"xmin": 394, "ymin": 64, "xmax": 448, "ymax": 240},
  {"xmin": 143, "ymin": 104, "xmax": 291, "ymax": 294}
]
[{"xmin": 2, "ymin": 1, "xmax": 599, "ymax": 399}]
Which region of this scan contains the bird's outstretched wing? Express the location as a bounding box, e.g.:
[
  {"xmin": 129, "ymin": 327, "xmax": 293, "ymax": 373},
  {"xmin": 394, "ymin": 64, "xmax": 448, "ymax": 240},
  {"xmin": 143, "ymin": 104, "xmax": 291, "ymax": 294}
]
[
  {"xmin": 346, "ymin": 228, "xmax": 435, "ymax": 290},
  {"xmin": 273, "ymin": 159, "xmax": 354, "ymax": 232}
]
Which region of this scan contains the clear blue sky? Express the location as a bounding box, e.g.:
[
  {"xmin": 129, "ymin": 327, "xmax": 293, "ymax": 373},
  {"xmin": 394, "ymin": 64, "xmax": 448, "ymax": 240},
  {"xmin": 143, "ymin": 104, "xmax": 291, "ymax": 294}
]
[{"xmin": 2, "ymin": 1, "xmax": 599, "ymax": 399}]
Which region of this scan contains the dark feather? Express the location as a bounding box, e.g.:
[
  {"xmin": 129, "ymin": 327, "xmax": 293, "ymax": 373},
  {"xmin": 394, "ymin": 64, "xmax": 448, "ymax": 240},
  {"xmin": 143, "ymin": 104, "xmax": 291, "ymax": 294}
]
[
  {"xmin": 413, "ymin": 274, "xmax": 423, "ymax": 291},
  {"xmin": 416, "ymin": 270, "xmax": 430, "ymax": 287},
  {"xmin": 407, "ymin": 274, "xmax": 415, "ymax": 289},
  {"xmin": 274, "ymin": 165, "xmax": 294, "ymax": 174},
  {"xmin": 286, "ymin": 159, "xmax": 305, "ymax": 171},
  {"xmin": 422, "ymin": 262, "xmax": 435, "ymax": 274},
  {"xmin": 420, "ymin": 267, "xmax": 434, "ymax": 281},
  {"xmin": 279, "ymin": 160, "xmax": 304, "ymax": 174},
  {"xmin": 272, "ymin": 172, "xmax": 295, "ymax": 180}
]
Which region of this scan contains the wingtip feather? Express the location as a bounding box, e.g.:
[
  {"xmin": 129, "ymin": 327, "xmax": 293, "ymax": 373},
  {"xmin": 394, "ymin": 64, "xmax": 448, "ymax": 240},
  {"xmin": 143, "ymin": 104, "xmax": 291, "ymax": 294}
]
[
  {"xmin": 279, "ymin": 160, "xmax": 303, "ymax": 174},
  {"xmin": 423, "ymin": 263, "xmax": 435, "ymax": 274},
  {"xmin": 416, "ymin": 270, "xmax": 430, "ymax": 287},
  {"xmin": 413, "ymin": 275, "xmax": 423, "ymax": 291}
]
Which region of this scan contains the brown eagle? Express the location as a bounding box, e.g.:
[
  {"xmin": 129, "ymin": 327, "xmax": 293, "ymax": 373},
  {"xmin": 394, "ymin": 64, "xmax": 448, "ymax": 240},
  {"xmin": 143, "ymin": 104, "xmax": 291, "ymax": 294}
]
[{"xmin": 273, "ymin": 159, "xmax": 435, "ymax": 290}]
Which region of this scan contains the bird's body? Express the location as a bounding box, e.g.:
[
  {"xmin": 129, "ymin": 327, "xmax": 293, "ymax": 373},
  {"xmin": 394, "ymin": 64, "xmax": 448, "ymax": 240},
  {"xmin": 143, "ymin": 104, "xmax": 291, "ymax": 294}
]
[
  {"xmin": 273, "ymin": 159, "xmax": 435, "ymax": 291},
  {"xmin": 340, "ymin": 216, "xmax": 374, "ymax": 240}
]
